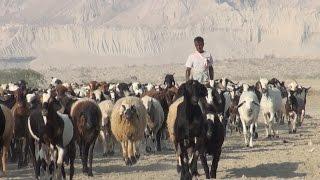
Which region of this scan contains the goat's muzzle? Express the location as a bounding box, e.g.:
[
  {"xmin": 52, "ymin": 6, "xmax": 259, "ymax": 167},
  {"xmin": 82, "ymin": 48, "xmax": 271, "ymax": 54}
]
[
  {"xmin": 191, "ymin": 96, "xmax": 199, "ymax": 105},
  {"xmin": 262, "ymin": 88, "xmax": 267, "ymax": 94},
  {"xmin": 42, "ymin": 109, "xmax": 48, "ymax": 116}
]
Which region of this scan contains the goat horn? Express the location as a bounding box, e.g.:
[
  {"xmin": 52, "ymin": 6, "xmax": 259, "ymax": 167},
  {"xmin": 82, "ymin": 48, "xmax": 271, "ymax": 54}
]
[
  {"xmin": 237, "ymin": 101, "xmax": 246, "ymax": 108},
  {"xmin": 253, "ymin": 101, "xmax": 260, "ymax": 106}
]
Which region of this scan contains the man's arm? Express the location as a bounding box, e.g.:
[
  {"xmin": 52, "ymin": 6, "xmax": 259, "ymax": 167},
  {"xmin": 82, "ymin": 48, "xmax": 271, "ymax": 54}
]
[
  {"xmin": 209, "ymin": 65, "xmax": 214, "ymax": 80},
  {"xmin": 186, "ymin": 67, "xmax": 191, "ymax": 81}
]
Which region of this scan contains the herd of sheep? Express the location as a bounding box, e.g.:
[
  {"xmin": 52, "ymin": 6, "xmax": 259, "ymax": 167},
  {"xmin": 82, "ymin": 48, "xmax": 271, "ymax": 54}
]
[{"xmin": 0, "ymin": 75, "xmax": 310, "ymax": 179}]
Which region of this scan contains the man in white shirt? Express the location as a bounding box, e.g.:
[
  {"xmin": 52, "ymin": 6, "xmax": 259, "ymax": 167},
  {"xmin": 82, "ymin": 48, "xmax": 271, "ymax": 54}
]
[{"xmin": 185, "ymin": 36, "xmax": 214, "ymax": 86}]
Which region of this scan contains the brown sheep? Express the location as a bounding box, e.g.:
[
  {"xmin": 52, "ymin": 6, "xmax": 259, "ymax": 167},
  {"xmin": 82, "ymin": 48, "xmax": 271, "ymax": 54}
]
[
  {"xmin": 70, "ymin": 98, "xmax": 101, "ymax": 176},
  {"xmin": 111, "ymin": 96, "xmax": 147, "ymax": 166}
]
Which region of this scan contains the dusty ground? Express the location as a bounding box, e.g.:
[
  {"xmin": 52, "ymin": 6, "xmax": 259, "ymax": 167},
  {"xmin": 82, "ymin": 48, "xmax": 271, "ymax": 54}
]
[
  {"xmin": 24, "ymin": 58, "xmax": 320, "ymax": 84},
  {"xmin": 4, "ymin": 58, "xmax": 320, "ymax": 179}
]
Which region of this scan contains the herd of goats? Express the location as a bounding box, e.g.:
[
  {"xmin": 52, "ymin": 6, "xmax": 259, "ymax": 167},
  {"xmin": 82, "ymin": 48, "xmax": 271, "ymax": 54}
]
[{"xmin": 0, "ymin": 74, "xmax": 310, "ymax": 180}]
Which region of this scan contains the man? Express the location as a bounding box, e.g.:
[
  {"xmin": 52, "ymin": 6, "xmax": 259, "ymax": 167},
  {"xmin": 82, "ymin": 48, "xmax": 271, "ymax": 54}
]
[{"xmin": 185, "ymin": 36, "xmax": 214, "ymax": 87}]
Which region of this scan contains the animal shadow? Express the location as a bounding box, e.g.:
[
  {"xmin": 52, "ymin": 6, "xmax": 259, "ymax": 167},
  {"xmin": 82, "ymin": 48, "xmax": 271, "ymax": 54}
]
[{"xmin": 225, "ymin": 162, "xmax": 306, "ymax": 178}]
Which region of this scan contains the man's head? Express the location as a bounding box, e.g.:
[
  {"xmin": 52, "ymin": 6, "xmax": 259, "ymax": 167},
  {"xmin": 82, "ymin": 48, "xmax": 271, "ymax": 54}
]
[{"xmin": 194, "ymin": 36, "xmax": 204, "ymax": 53}]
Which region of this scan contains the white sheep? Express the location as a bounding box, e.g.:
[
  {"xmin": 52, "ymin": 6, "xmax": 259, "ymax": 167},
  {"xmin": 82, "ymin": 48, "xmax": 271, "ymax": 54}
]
[
  {"xmin": 98, "ymin": 100, "xmax": 115, "ymax": 156},
  {"xmin": 141, "ymin": 96, "xmax": 165, "ymax": 152},
  {"xmin": 110, "ymin": 96, "xmax": 147, "ymax": 166},
  {"xmin": 238, "ymin": 91, "xmax": 260, "ymax": 147},
  {"xmin": 259, "ymin": 78, "xmax": 283, "ymax": 138}
]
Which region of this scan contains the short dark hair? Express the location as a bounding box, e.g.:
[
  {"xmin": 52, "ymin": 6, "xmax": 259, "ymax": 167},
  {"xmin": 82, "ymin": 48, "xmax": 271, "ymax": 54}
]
[{"xmin": 194, "ymin": 36, "xmax": 204, "ymax": 43}]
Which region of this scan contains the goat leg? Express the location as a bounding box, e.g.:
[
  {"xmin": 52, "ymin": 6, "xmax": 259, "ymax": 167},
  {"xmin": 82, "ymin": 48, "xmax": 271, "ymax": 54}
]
[
  {"xmin": 88, "ymin": 139, "xmax": 96, "ymax": 176},
  {"xmin": 179, "ymin": 141, "xmax": 191, "ymax": 180},
  {"xmin": 200, "ymin": 153, "xmax": 210, "ymax": 179},
  {"xmin": 210, "ymin": 149, "xmax": 222, "ymax": 179}
]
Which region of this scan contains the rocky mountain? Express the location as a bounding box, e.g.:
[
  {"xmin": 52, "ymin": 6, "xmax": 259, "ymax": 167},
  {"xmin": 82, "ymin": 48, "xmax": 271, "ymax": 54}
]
[{"xmin": 0, "ymin": 0, "xmax": 319, "ymax": 65}]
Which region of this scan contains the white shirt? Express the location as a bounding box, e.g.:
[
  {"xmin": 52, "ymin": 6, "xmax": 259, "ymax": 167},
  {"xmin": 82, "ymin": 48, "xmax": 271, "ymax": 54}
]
[{"xmin": 185, "ymin": 51, "xmax": 214, "ymax": 83}]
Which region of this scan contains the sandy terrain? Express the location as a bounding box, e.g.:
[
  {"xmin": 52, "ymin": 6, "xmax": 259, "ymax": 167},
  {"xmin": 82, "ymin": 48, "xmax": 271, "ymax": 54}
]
[
  {"xmin": 4, "ymin": 58, "xmax": 320, "ymax": 179},
  {"xmin": 26, "ymin": 58, "xmax": 320, "ymax": 85}
]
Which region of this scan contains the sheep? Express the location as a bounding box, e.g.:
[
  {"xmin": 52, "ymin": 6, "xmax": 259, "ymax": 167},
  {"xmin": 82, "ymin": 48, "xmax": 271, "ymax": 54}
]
[
  {"xmin": 237, "ymin": 91, "xmax": 260, "ymax": 147},
  {"xmin": 70, "ymin": 98, "xmax": 101, "ymax": 176},
  {"xmin": 258, "ymin": 78, "xmax": 282, "ymax": 138},
  {"xmin": 98, "ymin": 100, "xmax": 115, "ymax": 156},
  {"xmin": 110, "ymin": 96, "xmax": 147, "ymax": 166},
  {"xmin": 141, "ymin": 96, "xmax": 165, "ymax": 152}
]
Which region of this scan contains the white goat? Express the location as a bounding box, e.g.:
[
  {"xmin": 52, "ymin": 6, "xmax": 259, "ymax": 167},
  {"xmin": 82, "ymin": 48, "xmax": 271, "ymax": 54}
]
[
  {"xmin": 238, "ymin": 91, "xmax": 260, "ymax": 147},
  {"xmin": 259, "ymin": 78, "xmax": 282, "ymax": 138},
  {"xmin": 141, "ymin": 96, "xmax": 164, "ymax": 152},
  {"xmin": 1, "ymin": 84, "xmax": 8, "ymax": 90},
  {"xmin": 74, "ymin": 86, "xmax": 89, "ymax": 98},
  {"xmin": 8, "ymin": 83, "xmax": 18, "ymax": 91},
  {"xmin": 146, "ymin": 83, "xmax": 155, "ymax": 92},
  {"xmin": 131, "ymin": 82, "xmax": 143, "ymax": 96}
]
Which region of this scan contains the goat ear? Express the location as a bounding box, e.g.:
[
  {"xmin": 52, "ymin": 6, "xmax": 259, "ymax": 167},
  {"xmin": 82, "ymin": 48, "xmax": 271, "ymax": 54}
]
[
  {"xmin": 306, "ymin": 87, "xmax": 311, "ymax": 90},
  {"xmin": 178, "ymin": 83, "xmax": 187, "ymax": 97},
  {"xmin": 237, "ymin": 101, "xmax": 246, "ymax": 109},
  {"xmin": 256, "ymin": 81, "xmax": 262, "ymax": 91}
]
